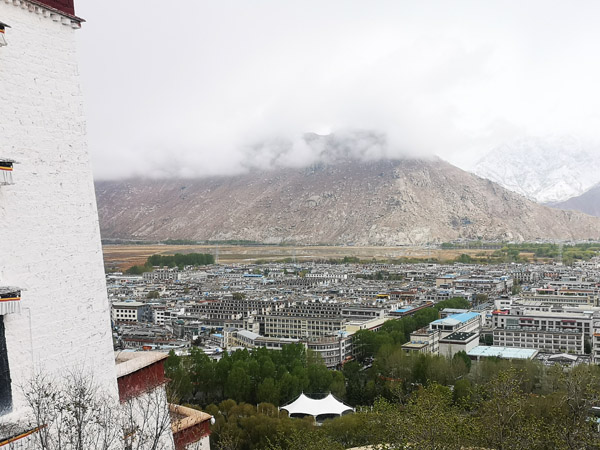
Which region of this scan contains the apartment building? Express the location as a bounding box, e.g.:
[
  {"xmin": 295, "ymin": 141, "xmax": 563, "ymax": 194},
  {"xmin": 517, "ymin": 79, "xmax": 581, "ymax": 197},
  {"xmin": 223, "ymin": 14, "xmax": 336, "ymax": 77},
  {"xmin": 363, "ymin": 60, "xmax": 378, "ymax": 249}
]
[
  {"xmin": 492, "ymin": 307, "xmax": 596, "ymax": 354},
  {"xmin": 402, "ymin": 311, "xmax": 482, "ymax": 354},
  {"xmin": 439, "ymin": 331, "xmax": 479, "ymax": 358},
  {"xmin": 260, "ymin": 315, "xmax": 347, "ymax": 339},
  {"xmin": 521, "ymin": 287, "xmax": 598, "ymax": 307},
  {"xmin": 143, "ymin": 267, "xmax": 180, "ymax": 282},
  {"xmin": 429, "ymin": 312, "xmax": 482, "ymax": 337},
  {"xmin": 494, "ymin": 327, "xmax": 585, "ymax": 354},
  {"xmin": 401, "ymin": 327, "xmax": 441, "ymax": 354},
  {"xmin": 112, "ymin": 301, "xmax": 151, "ymax": 323},
  {"xmin": 492, "ymin": 307, "xmax": 594, "ymax": 338},
  {"xmin": 307, "ymin": 334, "xmax": 353, "ymax": 368},
  {"xmin": 454, "ymin": 276, "xmax": 512, "ymax": 294}
]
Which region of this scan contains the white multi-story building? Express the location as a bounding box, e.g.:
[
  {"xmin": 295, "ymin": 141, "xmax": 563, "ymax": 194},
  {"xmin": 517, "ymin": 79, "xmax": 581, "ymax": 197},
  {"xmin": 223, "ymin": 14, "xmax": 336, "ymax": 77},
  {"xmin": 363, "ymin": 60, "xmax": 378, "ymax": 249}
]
[
  {"xmin": 428, "ymin": 311, "xmax": 482, "ymax": 338},
  {"xmin": 521, "ymin": 287, "xmax": 598, "ymax": 307},
  {"xmin": 112, "ymin": 301, "xmax": 149, "ymax": 324},
  {"xmin": 402, "ymin": 311, "xmax": 482, "ymax": 355},
  {"xmin": 143, "ymin": 267, "xmax": 180, "ymax": 282},
  {"xmin": 492, "ymin": 307, "xmax": 596, "ymax": 355}
]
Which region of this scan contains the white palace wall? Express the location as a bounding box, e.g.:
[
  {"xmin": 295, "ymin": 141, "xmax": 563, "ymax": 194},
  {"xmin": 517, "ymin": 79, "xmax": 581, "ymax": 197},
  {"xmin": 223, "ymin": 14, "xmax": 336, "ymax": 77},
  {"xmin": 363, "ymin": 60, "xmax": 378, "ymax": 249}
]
[{"xmin": 0, "ymin": 0, "xmax": 118, "ymax": 424}]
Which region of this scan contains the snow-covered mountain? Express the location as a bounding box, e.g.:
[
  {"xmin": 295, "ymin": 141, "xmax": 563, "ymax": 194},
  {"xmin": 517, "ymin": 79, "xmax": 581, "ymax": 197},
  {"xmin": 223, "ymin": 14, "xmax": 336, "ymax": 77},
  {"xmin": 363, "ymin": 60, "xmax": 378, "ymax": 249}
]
[{"xmin": 470, "ymin": 136, "xmax": 600, "ymax": 203}]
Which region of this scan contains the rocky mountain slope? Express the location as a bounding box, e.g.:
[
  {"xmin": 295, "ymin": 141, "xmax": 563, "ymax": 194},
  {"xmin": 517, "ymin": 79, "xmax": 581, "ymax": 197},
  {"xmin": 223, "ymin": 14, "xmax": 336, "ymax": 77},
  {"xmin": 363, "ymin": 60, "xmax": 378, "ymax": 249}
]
[
  {"xmin": 471, "ymin": 136, "xmax": 600, "ymax": 203},
  {"xmin": 95, "ymin": 157, "xmax": 600, "ymax": 245},
  {"xmin": 548, "ymin": 184, "xmax": 600, "ymax": 218}
]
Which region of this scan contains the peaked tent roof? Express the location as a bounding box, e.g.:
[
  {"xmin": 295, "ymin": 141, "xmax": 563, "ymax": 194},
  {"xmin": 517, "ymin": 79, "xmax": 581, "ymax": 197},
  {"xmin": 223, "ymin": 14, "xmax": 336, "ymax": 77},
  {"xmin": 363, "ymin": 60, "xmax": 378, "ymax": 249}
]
[{"xmin": 280, "ymin": 393, "xmax": 354, "ymax": 417}]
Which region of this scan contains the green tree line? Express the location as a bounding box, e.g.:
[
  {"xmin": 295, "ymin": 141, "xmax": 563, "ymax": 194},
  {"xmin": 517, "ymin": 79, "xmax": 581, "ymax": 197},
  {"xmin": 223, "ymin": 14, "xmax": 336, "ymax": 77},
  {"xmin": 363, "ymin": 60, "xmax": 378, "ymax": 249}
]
[
  {"xmin": 165, "ymin": 344, "xmax": 346, "ymax": 408},
  {"xmin": 126, "ymin": 252, "xmax": 214, "ymax": 274}
]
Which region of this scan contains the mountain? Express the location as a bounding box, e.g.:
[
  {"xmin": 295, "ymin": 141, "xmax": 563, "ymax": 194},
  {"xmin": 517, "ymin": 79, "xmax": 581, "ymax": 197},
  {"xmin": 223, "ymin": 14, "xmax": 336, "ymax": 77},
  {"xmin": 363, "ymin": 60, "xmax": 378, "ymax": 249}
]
[
  {"xmin": 95, "ymin": 157, "xmax": 600, "ymax": 245},
  {"xmin": 471, "ymin": 136, "xmax": 600, "ymax": 203},
  {"xmin": 548, "ymin": 184, "xmax": 600, "ymax": 217}
]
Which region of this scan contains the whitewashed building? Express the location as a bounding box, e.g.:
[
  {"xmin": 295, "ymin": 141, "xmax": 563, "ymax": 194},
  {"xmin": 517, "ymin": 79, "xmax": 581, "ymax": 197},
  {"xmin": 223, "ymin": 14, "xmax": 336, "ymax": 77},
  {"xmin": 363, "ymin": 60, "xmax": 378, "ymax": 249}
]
[
  {"xmin": 0, "ymin": 2, "xmax": 211, "ymax": 448},
  {"xmin": 0, "ymin": 0, "xmax": 119, "ymax": 439}
]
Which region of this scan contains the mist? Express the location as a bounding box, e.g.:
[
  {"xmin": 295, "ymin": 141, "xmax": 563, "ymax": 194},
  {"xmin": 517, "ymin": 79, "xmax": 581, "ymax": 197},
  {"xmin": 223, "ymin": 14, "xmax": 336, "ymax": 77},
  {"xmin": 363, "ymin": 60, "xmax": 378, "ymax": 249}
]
[{"xmin": 75, "ymin": 0, "xmax": 600, "ymax": 180}]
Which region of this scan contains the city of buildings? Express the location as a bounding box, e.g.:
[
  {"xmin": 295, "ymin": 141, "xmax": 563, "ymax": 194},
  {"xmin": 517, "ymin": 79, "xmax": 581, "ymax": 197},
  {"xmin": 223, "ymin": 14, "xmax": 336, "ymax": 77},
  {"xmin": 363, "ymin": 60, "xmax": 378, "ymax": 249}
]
[{"xmin": 107, "ymin": 256, "xmax": 600, "ymax": 371}]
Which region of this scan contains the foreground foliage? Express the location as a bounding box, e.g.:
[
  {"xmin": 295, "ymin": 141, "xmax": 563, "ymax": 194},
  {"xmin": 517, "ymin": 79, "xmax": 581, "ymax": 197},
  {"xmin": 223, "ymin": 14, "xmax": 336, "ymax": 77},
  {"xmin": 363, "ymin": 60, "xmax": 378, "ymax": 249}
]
[{"xmin": 202, "ymin": 365, "xmax": 600, "ymax": 450}]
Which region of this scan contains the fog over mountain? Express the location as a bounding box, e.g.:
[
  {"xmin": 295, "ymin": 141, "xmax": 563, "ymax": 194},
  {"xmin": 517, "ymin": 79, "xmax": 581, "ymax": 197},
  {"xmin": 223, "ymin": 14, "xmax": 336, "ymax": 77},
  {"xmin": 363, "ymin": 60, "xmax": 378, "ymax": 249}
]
[{"xmin": 76, "ymin": 1, "xmax": 600, "ymax": 180}]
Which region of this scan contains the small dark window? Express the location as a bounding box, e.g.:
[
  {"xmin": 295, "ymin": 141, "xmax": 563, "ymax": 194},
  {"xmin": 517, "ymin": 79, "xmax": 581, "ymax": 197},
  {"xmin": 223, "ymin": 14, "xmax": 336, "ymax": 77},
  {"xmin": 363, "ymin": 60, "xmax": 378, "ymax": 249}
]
[
  {"xmin": 0, "ymin": 21, "xmax": 10, "ymax": 47},
  {"xmin": 0, "ymin": 315, "xmax": 12, "ymax": 415},
  {"xmin": 0, "ymin": 158, "xmax": 15, "ymax": 185}
]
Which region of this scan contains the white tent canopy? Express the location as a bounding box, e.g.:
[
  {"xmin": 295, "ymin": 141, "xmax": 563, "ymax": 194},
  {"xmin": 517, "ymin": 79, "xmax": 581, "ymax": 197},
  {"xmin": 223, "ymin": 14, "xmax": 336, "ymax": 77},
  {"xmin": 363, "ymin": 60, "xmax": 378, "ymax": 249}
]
[{"xmin": 280, "ymin": 393, "xmax": 354, "ymax": 419}]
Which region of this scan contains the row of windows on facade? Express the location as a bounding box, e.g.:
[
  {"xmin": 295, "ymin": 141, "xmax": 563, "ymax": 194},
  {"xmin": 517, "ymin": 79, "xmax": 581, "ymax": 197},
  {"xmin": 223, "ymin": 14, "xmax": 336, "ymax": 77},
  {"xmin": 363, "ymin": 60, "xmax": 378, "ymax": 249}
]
[{"xmin": 497, "ymin": 335, "xmax": 582, "ymax": 341}]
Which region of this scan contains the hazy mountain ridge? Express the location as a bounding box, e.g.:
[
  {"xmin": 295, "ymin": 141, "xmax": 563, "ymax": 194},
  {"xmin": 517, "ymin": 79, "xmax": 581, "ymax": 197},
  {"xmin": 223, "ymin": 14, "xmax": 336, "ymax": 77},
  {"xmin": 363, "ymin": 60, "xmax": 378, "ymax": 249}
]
[
  {"xmin": 548, "ymin": 183, "xmax": 600, "ymax": 218},
  {"xmin": 471, "ymin": 137, "xmax": 600, "ymax": 203},
  {"xmin": 95, "ymin": 158, "xmax": 600, "ymax": 245}
]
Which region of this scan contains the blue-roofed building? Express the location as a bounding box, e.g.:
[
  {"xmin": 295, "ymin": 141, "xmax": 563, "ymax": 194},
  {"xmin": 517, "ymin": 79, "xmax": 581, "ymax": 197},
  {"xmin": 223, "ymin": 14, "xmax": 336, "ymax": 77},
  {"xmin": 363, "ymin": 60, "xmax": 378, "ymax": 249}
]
[
  {"xmin": 403, "ymin": 310, "xmax": 483, "ymax": 356},
  {"xmin": 429, "ymin": 311, "xmax": 482, "ymax": 337}
]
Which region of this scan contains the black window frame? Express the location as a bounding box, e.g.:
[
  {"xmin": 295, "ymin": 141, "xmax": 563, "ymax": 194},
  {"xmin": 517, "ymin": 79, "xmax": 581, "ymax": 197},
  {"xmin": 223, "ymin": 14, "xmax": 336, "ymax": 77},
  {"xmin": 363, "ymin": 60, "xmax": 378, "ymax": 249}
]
[{"xmin": 0, "ymin": 315, "xmax": 12, "ymax": 416}]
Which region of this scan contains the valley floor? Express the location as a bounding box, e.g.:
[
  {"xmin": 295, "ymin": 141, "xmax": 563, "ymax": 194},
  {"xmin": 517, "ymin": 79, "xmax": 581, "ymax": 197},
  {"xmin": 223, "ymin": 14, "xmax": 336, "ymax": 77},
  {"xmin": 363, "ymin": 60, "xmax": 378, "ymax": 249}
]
[{"xmin": 102, "ymin": 244, "xmax": 495, "ymax": 270}]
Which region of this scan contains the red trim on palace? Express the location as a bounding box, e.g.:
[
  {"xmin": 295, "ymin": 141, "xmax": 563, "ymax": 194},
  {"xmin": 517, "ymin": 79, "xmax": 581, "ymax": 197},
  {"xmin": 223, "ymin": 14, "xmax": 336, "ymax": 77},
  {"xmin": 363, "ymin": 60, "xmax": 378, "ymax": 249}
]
[
  {"xmin": 35, "ymin": 0, "xmax": 75, "ymax": 16},
  {"xmin": 117, "ymin": 359, "xmax": 167, "ymax": 403},
  {"xmin": 173, "ymin": 421, "xmax": 211, "ymax": 450}
]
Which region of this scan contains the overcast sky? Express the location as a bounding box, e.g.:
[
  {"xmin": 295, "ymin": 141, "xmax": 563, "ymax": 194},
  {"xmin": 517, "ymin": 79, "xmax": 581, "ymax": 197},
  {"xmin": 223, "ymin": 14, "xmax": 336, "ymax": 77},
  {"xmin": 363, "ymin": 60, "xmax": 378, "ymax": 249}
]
[{"xmin": 75, "ymin": 0, "xmax": 600, "ymax": 180}]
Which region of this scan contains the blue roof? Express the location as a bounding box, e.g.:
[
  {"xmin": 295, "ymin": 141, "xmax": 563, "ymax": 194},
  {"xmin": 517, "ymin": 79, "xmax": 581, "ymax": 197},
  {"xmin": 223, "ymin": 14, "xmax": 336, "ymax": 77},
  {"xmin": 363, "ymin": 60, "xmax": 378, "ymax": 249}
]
[
  {"xmin": 432, "ymin": 311, "xmax": 479, "ymax": 324},
  {"xmin": 395, "ymin": 307, "xmax": 414, "ymax": 313}
]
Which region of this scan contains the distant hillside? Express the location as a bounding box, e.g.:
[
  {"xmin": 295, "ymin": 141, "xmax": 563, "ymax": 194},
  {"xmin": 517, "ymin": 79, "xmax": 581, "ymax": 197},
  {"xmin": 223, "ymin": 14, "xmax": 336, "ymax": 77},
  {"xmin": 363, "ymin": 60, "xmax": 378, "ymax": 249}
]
[
  {"xmin": 548, "ymin": 184, "xmax": 600, "ymax": 217},
  {"xmin": 471, "ymin": 136, "xmax": 600, "ymax": 203},
  {"xmin": 95, "ymin": 157, "xmax": 600, "ymax": 245}
]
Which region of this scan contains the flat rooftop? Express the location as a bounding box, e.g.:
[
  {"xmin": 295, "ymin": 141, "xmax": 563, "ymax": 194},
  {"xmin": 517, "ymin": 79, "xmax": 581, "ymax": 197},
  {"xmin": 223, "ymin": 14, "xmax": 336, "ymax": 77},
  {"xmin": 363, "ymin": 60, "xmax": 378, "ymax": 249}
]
[
  {"xmin": 441, "ymin": 331, "xmax": 477, "ymax": 342},
  {"xmin": 432, "ymin": 311, "xmax": 480, "ymax": 325},
  {"xmin": 467, "ymin": 346, "xmax": 538, "ymax": 360}
]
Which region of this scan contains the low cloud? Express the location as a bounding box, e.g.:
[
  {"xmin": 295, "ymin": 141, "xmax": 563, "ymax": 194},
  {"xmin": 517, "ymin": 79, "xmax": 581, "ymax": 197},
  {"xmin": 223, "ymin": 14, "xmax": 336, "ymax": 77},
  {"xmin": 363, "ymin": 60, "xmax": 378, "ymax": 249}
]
[{"xmin": 76, "ymin": 0, "xmax": 600, "ymax": 179}]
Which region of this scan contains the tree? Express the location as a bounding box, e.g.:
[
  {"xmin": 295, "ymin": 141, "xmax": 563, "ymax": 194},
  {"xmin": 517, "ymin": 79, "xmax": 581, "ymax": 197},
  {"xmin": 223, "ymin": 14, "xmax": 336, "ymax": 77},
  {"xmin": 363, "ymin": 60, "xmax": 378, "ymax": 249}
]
[
  {"xmin": 225, "ymin": 365, "xmax": 251, "ymax": 403},
  {"xmin": 472, "ymin": 368, "xmax": 541, "ymax": 450},
  {"xmin": 452, "ymin": 351, "xmax": 472, "ymax": 371},
  {"xmin": 455, "ymin": 254, "xmax": 473, "ymax": 264},
  {"xmin": 21, "ymin": 371, "xmax": 176, "ymax": 450},
  {"xmin": 23, "ymin": 372, "xmax": 121, "ymax": 450},
  {"xmin": 475, "ymin": 293, "xmax": 488, "ymax": 306},
  {"xmin": 585, "ymin": 338, "xmax": 592, "ymax": 355},
  {"xmin": 257, "ymin": 378, "xmax": 280, "ymax": 405},
  {"xmin": 265, "ymin": 427, "xmax": 344, "ymax": 450},
  {"xmin": 403, "ymin": 383, "xmax": 464, "ymax": 449},
  {"xmin": 545, "ymin": 365, "xmax": 600, "ymax": 449}
]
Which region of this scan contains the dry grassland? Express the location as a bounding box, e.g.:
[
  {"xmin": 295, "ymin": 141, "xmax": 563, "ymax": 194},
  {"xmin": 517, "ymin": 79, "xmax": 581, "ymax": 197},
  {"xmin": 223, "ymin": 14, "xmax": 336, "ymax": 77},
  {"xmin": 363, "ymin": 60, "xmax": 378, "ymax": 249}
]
[{"xmin": 102, "ymin": 244, "xmax": 496, "ymax": 270}]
